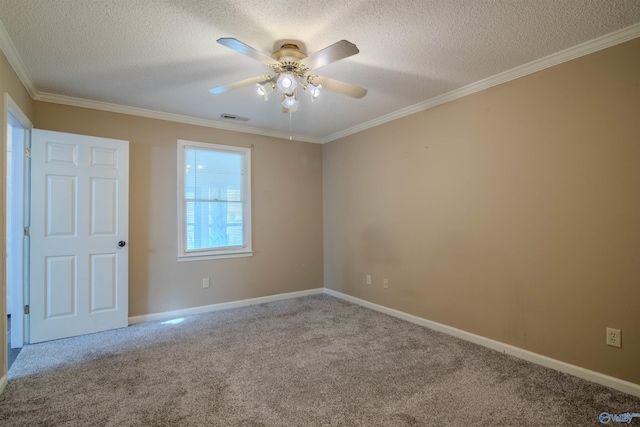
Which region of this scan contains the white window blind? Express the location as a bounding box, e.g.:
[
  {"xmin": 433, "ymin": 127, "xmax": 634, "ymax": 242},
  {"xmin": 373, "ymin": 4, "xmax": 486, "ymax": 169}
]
[{"xmin": 178, "ymin": 140, "xmax": 252, "ymax": 260}]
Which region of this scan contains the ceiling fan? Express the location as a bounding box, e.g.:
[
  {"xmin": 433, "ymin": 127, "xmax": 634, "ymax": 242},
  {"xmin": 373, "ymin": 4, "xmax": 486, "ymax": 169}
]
[{"xmin": 210, "ymin": 38, "xmax": 367, "ymax": 113}]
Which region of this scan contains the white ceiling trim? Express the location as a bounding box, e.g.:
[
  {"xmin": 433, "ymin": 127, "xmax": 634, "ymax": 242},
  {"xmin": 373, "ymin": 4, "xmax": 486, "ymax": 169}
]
[
  {"xmin": 33, "ymin": 92, "xmax": 322, "ymax": 144},
  {"xmin": 2, "ymin": 21, "xmax": 638, "ymax": 145},
  {"xmin": 321, "ymin": 22, "xmax": 640, "ymax": 144},
  {"xmin": 0, "ymin": 18, "xmax": 37, "ymax": 98}
]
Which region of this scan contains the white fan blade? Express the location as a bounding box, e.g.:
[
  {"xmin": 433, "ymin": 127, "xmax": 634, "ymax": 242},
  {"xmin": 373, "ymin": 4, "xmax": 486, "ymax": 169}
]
[
  {"xmin": 300, "ymin": 40, "xmax": 359, "ymax": 70},
  {"xmin": 310, "ymin": 76, "xmax": 367, "ymax": 99},
  {"xmin": 210, "ymin": 75, "xmax": 274, "ymax": 94},
  {"xmin": 217, "ymin": 38, "xmax": 281, "ymax": 67}
]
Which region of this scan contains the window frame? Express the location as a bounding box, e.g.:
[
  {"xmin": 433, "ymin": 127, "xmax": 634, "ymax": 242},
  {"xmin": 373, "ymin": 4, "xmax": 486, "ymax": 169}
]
[{"xmin": 177, "ymin": 139, "xmax": 252, "ymax": 261}]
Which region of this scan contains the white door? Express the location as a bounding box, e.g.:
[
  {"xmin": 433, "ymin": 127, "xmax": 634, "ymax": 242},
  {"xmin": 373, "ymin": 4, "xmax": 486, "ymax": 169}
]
[{"xmin": 30, "ymin": 129, "xmax": 129, "ymax": 343}]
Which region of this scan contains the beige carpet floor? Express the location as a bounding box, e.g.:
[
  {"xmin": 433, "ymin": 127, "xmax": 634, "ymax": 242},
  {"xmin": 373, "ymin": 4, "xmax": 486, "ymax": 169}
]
[{"xmin": 0, "ymin": 294, "xmax": 637, "ymax": 426}]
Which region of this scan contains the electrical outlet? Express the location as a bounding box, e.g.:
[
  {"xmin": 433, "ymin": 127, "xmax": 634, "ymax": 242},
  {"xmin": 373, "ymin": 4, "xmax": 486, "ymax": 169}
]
[
  {"xmin": 202, "ymin": 278, "xmax": 210, "ymax": 289},
  {"xmin": 606, "ymin": 327, "xmax": 621, "ymax": 348},
  {"xmin": 366, "ymin": 274, "xmax": 372, "ymax": 285},
  {"xmin": 383, "ymin": 278, "xmax": 389, "ymax": 289}
]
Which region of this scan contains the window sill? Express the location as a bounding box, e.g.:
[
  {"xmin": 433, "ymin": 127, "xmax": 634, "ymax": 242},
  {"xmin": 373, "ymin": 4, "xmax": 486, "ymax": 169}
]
[{"xmin": 177, "ymin": 251, "xmax": 253, "ymax": 262}]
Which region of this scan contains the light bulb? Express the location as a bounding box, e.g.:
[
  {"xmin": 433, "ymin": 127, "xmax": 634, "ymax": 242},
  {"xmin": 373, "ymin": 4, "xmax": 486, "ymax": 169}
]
[
  {"xmin": 277, "ymin": 73, "xmax": 297, "ymax": 95},
  {"xmin": 307, "ymin": 84, "xmax": 321, "ymax": 100},
  {"xmin": 256, "ymin": 82, "xmax": 273, "ymax": 100},
  {"xmin": 282, "ymin": 94, "xmax": 298, "ymax": 112}
]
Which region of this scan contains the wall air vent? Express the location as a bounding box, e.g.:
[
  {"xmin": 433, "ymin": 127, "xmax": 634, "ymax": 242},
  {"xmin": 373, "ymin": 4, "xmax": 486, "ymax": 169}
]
[{"xmin": 220, "ymin": 113, "xmax": 250, "ymax": 121}]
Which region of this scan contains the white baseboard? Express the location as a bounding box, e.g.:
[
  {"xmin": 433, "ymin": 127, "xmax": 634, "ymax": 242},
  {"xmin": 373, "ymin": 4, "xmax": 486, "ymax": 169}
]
[
  {"xmin": 128, "ymin": 288, "xmax": 324, "ymax": 325},
  {"xmin": 0, "ymin": 374, "xmax": 7, "ymax": 396},
  {"xmin": 324, "ymin": 288, "xmax": 640, "ymax": 398}
]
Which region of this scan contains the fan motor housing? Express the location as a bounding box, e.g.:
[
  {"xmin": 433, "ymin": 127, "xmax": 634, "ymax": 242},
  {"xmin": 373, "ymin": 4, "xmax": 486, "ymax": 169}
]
[{"xmin": 272, "ymin": 44, "xmax": 307, "ymax": 63}]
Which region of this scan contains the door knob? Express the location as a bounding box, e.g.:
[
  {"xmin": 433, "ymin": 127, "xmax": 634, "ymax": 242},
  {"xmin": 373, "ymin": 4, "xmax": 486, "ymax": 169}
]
[{"xmin": 118, "ymin": 241, "xmax": 126, "ymax": 247}]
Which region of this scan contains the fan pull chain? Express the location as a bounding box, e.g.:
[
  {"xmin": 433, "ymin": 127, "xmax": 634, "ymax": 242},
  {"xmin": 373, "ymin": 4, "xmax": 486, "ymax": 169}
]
[{"xmin": 289, "ymin": 111, "xmax": 293, "ymax": 141}]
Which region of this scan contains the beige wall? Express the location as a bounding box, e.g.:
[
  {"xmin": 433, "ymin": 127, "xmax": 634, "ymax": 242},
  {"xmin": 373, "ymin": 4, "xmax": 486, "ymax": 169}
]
[
  {"xmin": 33, "ymin": 103, "xmax": 324, "ymax": 317},
  {"xmin": 323, "ymin": 38, "xmax": 640, "ymax": 384},
  {"xmin": 1, "ymin": 32, "xmax": 638, "ymax": 390},
  {"xmin": 1, "ymin": 49, "xmax": 34, "ymax": 381}
]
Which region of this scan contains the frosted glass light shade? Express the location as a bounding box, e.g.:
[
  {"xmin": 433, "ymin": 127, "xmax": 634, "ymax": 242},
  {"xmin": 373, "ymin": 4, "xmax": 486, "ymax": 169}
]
[
  {"xmin": 277, "ymin": 73, "xmax": 297, "ymax": 95},
  {"xmin": 307, "ymin": 84, "xmax": 321, "ymax": 99},
  {"xmin": 282, "ymin": 94, "xmax": 298, "ymax": 112},
  {"xmin": 257, "ymin": 82, "xmax": 274, "ymax": 100}
]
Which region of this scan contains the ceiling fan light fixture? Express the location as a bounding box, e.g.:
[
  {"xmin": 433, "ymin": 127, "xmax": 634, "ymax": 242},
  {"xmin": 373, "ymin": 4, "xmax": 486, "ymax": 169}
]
[
  {"xmin": 277, "ymin": 73, "xmax": 297, "ymax": 95},
  {"xmin": 307, "ymin": 83, "xmax": 321, "ymax": 101},
  {"xmin": 211, "ymin": 37, "xmax": 366, "ymax": 117},
  {"xmin": 282, "ymin": 94, "xmax": 299, "ymax": 112},
  {"xmin": 257, "ymin": 82, "xmax": 274, "ymax": 100}
]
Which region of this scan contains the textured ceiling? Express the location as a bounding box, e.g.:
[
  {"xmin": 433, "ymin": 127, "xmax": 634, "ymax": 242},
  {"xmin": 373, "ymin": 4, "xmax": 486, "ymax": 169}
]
[{"xmin": 0, "ymin": 0, "xmax": 639, "ymax": 142}]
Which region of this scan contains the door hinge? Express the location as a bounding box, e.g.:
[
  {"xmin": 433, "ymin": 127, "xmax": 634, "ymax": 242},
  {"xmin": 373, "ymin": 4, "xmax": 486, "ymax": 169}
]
[
  {"xmin": 24, "ymin": 305, "xmax": 29, "ymax": 315},
  {"xmin": 24, "ymin": 226, "xmax": 30, "ymax": 236},
  {"xmin": 24, "ymin": 147, "xmax": 31, "ymax": 158}
]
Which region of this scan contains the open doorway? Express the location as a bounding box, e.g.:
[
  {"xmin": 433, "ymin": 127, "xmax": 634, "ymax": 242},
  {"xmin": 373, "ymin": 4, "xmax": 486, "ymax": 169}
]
[{"xmin": 4, "ymin": 94, "xmax": 31, "ymax": 371}]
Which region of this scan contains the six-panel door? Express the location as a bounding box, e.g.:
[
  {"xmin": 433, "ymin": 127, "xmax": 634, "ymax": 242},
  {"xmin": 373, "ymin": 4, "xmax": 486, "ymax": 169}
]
[{"xmin": 30, "ymin": 129, "xmax": 129, "ymax": 343}]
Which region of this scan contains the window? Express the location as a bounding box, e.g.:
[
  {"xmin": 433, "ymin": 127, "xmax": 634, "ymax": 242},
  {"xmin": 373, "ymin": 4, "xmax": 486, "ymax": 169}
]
[{"xmin": 177, "ymin": 140, "xmax": 251, "ymax": 261}]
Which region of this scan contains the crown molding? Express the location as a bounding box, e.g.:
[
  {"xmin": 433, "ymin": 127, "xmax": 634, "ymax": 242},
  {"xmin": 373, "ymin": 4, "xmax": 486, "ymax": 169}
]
[
  {"xmin": 33, "ymin": 92, "xmax": 322, "ymax": 144},
  {"xmin": 0, "ymin": 19, "xmax": 37, "ymax": 98},
  {"xmin": 321, "ymin": 22, "xmax": 640, "ymax": 144},
  {"xmin": 1, "ymin": 16, "xmax": 637, "ymax": 145}
]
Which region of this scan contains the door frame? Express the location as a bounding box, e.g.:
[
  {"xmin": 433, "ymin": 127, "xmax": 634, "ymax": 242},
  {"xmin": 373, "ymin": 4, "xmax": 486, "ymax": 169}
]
[{"xmin": 4, "ymin": 93, "xmax": 32, "ymax": 371}]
